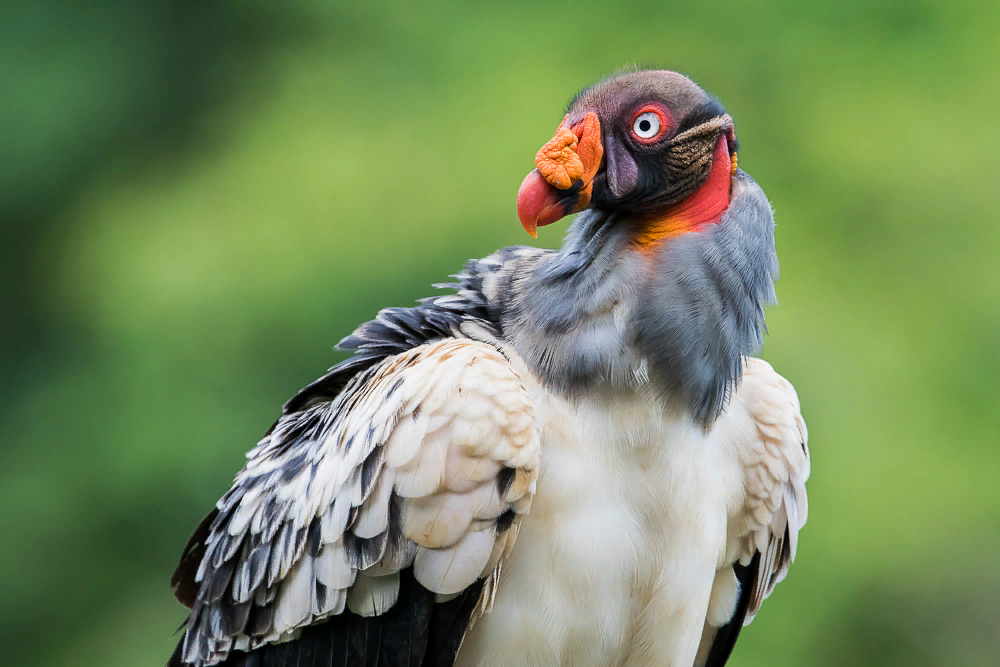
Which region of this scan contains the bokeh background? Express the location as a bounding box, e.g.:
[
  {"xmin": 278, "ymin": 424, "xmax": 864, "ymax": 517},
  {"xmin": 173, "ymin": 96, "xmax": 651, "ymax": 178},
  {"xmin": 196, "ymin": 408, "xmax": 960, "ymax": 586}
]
[{"xmin": 2, "ymin": 0, "xmax": 998, "ymax": 665}]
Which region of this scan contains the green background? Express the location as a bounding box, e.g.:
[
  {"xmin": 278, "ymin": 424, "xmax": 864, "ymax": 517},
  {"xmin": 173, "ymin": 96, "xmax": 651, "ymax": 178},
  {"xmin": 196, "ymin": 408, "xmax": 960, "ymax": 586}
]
[{"xmin": 2, "ymin": 1, "xmax": 998, "ymax": 665}]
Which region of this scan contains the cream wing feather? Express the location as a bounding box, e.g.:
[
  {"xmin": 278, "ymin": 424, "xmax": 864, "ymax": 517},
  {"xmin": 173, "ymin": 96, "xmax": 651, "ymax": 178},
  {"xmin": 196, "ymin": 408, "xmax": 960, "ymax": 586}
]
[{"xmin": 698, "ymin": 357, "xmax": 810, "ymax": 666}]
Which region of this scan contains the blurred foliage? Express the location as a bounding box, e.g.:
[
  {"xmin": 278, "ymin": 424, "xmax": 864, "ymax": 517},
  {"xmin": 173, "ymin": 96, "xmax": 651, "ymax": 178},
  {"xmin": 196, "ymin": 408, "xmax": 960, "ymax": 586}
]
[{"xmin": 1, "ymin": 0, "xmax": 998, "ymax": 665}]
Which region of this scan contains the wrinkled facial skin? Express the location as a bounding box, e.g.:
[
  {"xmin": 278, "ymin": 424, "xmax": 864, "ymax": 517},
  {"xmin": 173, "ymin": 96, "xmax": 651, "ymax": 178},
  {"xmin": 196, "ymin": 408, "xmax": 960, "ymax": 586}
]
[{"xmin": 566, "ymin": 70, "xmax": 734, "ymax": 216}]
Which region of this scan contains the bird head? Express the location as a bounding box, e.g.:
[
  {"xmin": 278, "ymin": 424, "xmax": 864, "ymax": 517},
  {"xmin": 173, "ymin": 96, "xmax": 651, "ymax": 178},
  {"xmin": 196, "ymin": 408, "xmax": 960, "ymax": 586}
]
[{"xmin": 516, "ymin": 69, "xmax": 739, "ymax": 242}]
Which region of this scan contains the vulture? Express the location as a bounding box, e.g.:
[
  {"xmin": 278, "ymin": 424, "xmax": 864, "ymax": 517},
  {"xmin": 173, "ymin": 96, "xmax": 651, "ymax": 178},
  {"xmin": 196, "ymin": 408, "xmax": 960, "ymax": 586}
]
[{"xmin": 168, "ymin": 69, "xmax": 810, "ymax": 667}]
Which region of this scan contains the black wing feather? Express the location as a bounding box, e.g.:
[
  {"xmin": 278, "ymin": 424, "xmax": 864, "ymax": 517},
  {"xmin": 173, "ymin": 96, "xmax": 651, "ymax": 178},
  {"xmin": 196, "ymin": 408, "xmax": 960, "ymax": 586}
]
[
  {"xmin": 421, "ymin": 579, "xmax": 486, "ymax": 666},
  {"xmin": 703, "ymin": 551, "xmax": 761, "ymax": 667},
  {"xmin": 172, "ymin": 508, "xmax": 220, "ymax": 609},
  {"xmin": 173, "ymin": 569, "xmax": 451, "ymax": 667}
]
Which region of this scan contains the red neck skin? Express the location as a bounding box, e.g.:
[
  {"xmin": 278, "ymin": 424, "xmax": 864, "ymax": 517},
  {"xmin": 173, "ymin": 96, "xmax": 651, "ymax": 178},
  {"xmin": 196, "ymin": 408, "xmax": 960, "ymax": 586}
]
[{"xmin": 632, "ymin": 135, "xmax": 733, "ymax": 251}]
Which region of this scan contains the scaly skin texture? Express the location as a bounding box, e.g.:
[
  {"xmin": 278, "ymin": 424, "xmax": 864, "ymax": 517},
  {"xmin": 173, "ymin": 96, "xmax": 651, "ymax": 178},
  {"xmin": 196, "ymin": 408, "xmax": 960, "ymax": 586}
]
[
  {"xmin": 533, "ymin": 112, "xmax": 603, "ymax": 210},
  {"xmin": 535, "ymin": 125, "xmax": 585, "ymax": 189}
]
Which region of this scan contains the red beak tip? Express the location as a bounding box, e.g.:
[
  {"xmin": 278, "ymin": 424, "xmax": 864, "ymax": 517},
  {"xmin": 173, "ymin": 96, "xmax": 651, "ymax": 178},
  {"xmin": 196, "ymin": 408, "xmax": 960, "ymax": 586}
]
[{"xmin": 517, "ymin": 169, "xmax": 564, "ymax": 236}]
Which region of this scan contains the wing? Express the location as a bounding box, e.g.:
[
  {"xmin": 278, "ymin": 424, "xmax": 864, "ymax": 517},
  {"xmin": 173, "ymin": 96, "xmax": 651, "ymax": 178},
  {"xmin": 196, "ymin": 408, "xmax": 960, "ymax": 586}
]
[
  {"xmin": 169, "ymin": 338, "xmax": 539, "ymax": 667},
  {"xmin": 697, "ymin": 357, "xmax": 810, "ymax": 667}
]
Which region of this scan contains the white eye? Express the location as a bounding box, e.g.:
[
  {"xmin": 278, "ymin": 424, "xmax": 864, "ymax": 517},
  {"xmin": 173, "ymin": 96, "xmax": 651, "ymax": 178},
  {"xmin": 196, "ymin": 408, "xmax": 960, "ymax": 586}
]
[{"xmin": 632, "ymin": 111, "xmax": 661, "ymax": 139}]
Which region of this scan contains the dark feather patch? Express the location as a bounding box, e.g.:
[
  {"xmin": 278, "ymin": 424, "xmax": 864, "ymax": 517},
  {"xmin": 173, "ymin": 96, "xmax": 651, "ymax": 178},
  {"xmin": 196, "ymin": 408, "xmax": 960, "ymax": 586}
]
[
  {"xmin": 258, "ymin": 498, "xmax": 288, "ymax": 543},
  {"xmin": 292, "ymin": 525, "xmax": 308, "ymax": 563},
  {"xmin": 495, "ymin": 509, "xmax": 516, "ymax": 534},
  {"xmin": 703, "ymin": 552, "xmax": 760, "ymax": 667},
  {"xmin": 282, "ymin": 264, "xmax": 498, "ymax": 419},
  {"xmin": 172, "ymin": 509, "xmax": 219, "ymax": 609},
  {"xmin": 202, "ymin": 556, "xmax": 236, "ymax": 604},
  {"xmin": 244, "ymin": 543, "xmax": 269, "ymax": 595},
  {"xmin": 220, "ymin": 600, "xmax": 251, "ymax": 637},
  {"xmin": 421, "ymin": 578, "xmax": 486, "ymax": 666},
  {"xmin": 675, "ymin": 98, "xmax": 727, "ymax": 134},
  {"xmin": 245, "ymin": 603, "xmax": 274, "ymax": 638},
  {"xmin": 343, "ymin": 530, "xmax": 389, "ymax": 570},
  {"xmin": 383, "ymin": 376, "xmax": 404, "ymax": 400},
  {"xmin": 259, "ymin": 644, "xmax": 279, "ymax": 667},
  {"xmin": 185, "ymin": 570, "xmax": 474, "ymax": 667},
  {"xmin": 307, "ymin": 515, "xmax": 323, "ymax": 557},
  {"xmin": 279, "ymin": 452, "xmax": 308, "ymax": 482},
  {"xmin": 360, "ymin": 445, "xmax": 384, "ymax": 499},
  {"xmin": 496, "ymin": 467, "xmax": 516, "ymax": 497},
  {"xmin": 315, "ymin": 581, "xmax": 328, "ymax": 613},
  {"xmin": 213, "ymin": 533, "xmax": 244, "ymax": 568},
  {"xmin": 382, "ymin": 493, "xmax": 411, "ymax": 567},
  {"xmin": 776, "ymin": 523, "xmax": 791, "ymax": 584}
]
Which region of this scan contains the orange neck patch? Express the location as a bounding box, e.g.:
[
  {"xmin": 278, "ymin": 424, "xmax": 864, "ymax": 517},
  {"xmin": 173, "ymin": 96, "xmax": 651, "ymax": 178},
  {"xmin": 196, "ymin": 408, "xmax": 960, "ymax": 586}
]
[{"xmin": 632, "ymin": 136, "xmax": 734, "ymax": 251}]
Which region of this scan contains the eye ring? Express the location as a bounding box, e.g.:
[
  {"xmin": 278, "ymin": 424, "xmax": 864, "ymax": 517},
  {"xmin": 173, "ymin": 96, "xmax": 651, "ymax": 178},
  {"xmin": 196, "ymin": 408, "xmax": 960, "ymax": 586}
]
[{"xmin": 629, "ymin": 105, "xmax": 670, "ymax": 144}]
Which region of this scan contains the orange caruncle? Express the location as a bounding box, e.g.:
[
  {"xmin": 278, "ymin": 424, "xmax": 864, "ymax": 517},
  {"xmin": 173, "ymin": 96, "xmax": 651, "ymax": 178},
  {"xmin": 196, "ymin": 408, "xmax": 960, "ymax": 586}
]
[{"xmin": 535, "ymin": 125, "xmax": 585, "ymax": 190}]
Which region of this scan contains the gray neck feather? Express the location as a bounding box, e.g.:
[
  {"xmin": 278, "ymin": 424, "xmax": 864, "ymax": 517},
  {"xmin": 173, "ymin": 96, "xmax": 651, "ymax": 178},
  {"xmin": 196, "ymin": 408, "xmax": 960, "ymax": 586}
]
[{"xmin": 498, "ymin": 172, "xmax": 778, "ymax": 427}]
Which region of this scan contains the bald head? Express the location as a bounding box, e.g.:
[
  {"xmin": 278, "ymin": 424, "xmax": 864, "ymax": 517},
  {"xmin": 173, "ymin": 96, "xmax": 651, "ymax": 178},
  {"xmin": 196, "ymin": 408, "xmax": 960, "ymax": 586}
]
[
  {"xmin": 567, "ymin": 69, "xmax": 709, "ymax": 129},
  {"xmin": 516, "ymin": 69, "xmax": 738, "ymax": 232},
  {"xmin": 565, "ymin": 69, "xmax": 735, "ymax": 215}
]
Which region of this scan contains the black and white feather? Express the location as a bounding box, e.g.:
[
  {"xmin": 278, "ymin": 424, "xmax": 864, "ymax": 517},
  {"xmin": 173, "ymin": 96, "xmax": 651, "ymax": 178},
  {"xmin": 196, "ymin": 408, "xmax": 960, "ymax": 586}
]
[{"xmin": 171, "ymin": 333, "xmax": 539, "ymax": 666}]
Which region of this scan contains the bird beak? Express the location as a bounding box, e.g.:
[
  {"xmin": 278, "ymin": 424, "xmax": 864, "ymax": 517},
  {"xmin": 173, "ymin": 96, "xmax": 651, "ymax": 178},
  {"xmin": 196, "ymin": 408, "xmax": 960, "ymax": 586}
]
[{"xmin": 516, "ymin": 112, "xmax": 604, "ymax": 237}]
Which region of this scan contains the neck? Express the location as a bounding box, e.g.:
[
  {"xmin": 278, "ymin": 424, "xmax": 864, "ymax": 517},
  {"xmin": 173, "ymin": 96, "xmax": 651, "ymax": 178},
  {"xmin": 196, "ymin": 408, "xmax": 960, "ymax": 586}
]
[
  {"xmin": 501, "ymin": 171, "xmax": 777, "ymax": 427},
  {"xmin": 632, "ymin": 136, "xmax": 733, "ymax": 250}
]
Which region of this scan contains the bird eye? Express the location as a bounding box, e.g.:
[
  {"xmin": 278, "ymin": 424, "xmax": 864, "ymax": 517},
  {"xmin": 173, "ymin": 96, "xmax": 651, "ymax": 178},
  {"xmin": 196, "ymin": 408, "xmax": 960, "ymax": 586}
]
[{"xmin": 632, "ymin": 112, "xmax": 661, "ymax": 140}]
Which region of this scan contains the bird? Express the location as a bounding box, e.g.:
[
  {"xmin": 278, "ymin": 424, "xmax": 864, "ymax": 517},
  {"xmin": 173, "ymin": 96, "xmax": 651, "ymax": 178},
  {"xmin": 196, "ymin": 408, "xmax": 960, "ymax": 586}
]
[{"xmin": 167, "ymin": 68, "xmax": 810, "ymax": 667}]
